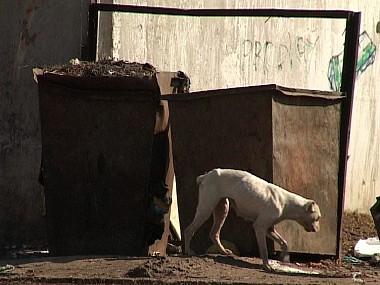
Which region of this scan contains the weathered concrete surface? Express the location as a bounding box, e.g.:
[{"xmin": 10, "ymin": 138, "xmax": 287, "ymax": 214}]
[
  {"xmin": 112, "ymin": 0, "xmax": 380, "ymax": 213},
  {"xmin": 0, "ymin": 0, "xmax": 90, "ymax": 247}
]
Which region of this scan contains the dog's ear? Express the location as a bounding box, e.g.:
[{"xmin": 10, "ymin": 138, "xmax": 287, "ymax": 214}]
[{"xmin": 306, "ymin": 201, "xmax": 318, "ymax": 213}]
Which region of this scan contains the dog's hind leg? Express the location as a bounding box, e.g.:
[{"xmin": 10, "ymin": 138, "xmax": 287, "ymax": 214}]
[
  {"xmin": 209, "ymin": 198, "xmax": 233, "ymax": 255},
  {"xmin": 266, "ymin": 226, "xmax": 290, "ymax": 263},
  {"xmin": 184, "ymin": 196, "xmax": 218, "ymax": 255}
]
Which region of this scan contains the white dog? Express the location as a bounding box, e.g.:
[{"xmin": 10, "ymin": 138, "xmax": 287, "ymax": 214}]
[{"xmin": 184, "ymin": 168, "xmax": 321, "ymax": 271}]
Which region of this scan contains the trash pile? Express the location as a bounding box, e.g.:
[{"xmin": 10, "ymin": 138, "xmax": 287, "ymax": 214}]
[
  {"xmin": 35, "ymin": 59, "xmax": 157, "ymax": 78},
  {"xmin": 0, "ymin": 264, "xmax": 14, "ymax": 274}
]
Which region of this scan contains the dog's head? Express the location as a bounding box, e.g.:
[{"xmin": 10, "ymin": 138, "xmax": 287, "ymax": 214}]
[{"xmin": 300, "ymin": 201, "xmax": 321, "ymax": 233}]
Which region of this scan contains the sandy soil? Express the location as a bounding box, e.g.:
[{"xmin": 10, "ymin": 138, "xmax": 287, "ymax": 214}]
[{"xmin": 0, "ymin": 253, "xmax": 379, "ymax": 285}]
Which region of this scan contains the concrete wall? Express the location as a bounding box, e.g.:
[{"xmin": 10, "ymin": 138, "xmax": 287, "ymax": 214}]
[
  {"xmin": 105, "ymin": 0, "xmax": 380, "ymax": 213},
  {"xmin": 0, "ymin": 0, "xmax": 90, "ymax": 247}
]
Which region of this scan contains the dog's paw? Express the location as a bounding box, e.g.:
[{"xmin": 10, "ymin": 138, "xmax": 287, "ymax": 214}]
[
  {"xmin": 262, "ymin": 263, "xmax": 274, "ymax": 272},
  {"xmin": 224, "ymin": 248, "xmax": 235, "ymax": 256},
  {"xmin": 282, "ymin": 254, "xmax": 290, "ymax": 263},
  {"xmin": 278, "ymin": 252, "xmax": 290, "ymax": 263}
]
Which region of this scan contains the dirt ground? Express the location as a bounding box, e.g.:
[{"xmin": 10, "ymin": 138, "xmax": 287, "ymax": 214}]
[{"xmin": 0, "ymin": 212, "xmax": 379, "ymax": 285}]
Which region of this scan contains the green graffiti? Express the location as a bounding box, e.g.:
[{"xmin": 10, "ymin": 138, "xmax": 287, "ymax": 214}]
[
  {"xmin": 328, "ymin": 31, "xmax": 376, "ymax": 91},
  {"xmin": 357, "ymin": 43, "xmax": 376, "ymax": 75}
]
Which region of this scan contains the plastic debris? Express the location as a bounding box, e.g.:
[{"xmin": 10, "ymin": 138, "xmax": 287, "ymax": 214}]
[
  {"xmin": 166, "ymin": 243, "xmax": 182, "ymax": 255},
  {"xmin": 7, "ymin": 249, "xmax": 49, "ymax": 259},
  {"xmin": 0, "ymin": 264, "xmax": 14, "ymax": 274},
  {"xmin": 269, "ymin": 260, "xmax": 320, "ymax": 275},
  {"xmin": 353, "ymin": 237, "xmax": 380, "ymax": 258},
  {"xmin": 352, "ymin": 272, "xmax": 364, "ymax": 284},
  {"xmin": 343, "ymin": 255, "xmax": 364, "ymax": 264}
]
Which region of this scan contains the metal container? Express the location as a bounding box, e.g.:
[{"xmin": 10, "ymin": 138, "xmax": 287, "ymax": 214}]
[
  {"xmin": 165, "ymin": 84, "xmax": 345, "ymax": 257},
  {"xmin": 37, "ymin": 72, "xmax": 162, "ymax": 255}
]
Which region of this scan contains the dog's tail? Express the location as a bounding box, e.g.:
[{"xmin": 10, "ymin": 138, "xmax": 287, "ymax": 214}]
[{"xmin": 196, "ymin": 168, "xmax": 220, "ymax": 185}]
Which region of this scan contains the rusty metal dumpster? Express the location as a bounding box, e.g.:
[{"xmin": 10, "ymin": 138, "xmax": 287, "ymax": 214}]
[
  {"xmin": 37, "ymin": 70, "xmax": 173, "ymax": 256},
  {"xmin": 165, "ymin": 84, "xmax": 345, "ymax": 257}
]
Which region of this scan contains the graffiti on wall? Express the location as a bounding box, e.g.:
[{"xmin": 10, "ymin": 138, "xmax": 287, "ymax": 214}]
[
  {"xmin": 242, "ymin": 32, "xmax": 319, "ymax": 75},
  {"xmin": 328, "ymin": 31, "xmax": 376, "ymax": 91}
]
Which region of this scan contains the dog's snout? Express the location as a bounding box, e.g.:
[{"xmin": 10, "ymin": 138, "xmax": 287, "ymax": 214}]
[
  {"xmin": 304, "ymin": 223, "xmax": 320, "ymax": 233},
  {"xmin": 312, "ymin": 223, "xmax": 320, "ymax": 233}
]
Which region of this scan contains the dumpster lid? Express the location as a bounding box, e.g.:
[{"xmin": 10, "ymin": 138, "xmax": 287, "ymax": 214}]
[{"xmin": 162, "ymin": 84, "xmax": 344, "ymax": 101}]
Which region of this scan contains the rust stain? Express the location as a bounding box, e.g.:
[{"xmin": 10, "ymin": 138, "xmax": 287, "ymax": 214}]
[{"xmin": 13, "ymin": 0, "xmax": 38, "ymax": 80}]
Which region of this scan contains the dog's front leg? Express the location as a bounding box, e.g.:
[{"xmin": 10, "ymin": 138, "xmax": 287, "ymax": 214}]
[
  {"xmin": 266, "ymin": 227, "xmax": 290, "ymax": 263},
  {"xmin": 253, "ymin": 222, "xmax": 272, "ymax": 271}
]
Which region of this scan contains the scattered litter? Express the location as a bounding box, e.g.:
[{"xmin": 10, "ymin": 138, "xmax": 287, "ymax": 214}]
[
  {"xmin": 343, "ymin": 255, "xmax": 364, "ymax": 264},
  {"xmin": 353, "ymin": 237, "xmax": 380, "ymax": 258},
  {"xmin": 149, "ymin": 251, "xmax": 161, "ymax": 257},
  {"xmin": 269, "ymin": 260, "xmax": 320, "ymax": 275},
  {"xmin": 7, "ymin": 249, "xmax": 49, "ymax": 259},
  {"xmin": 0, "ymin": 264, "xmax": 14, "ymax": 274},
  {"xmin": 352, "ymin": 271, "xmax": 364, "ymax": 284},
  {"xmin": 369, "ymin": 254, "xmax": 380, "ymax": 266},
  {"xmin": 166, "ymin": 243, "xmax": 182, "ymax": 254}
]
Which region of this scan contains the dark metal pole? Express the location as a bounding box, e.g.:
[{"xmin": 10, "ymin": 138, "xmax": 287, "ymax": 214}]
[
  {"xmin": 87, "ymin": 4, "xmax": 99, "ymax": 61},
  {"xmin": 337, "ymin": 11, "xmax": 361, "ymax": 259}
]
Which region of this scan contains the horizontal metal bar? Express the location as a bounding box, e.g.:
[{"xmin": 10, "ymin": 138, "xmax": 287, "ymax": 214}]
[{"xmin": 91, "ymin": 3, "xmax": 353, "ymax": 19}]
